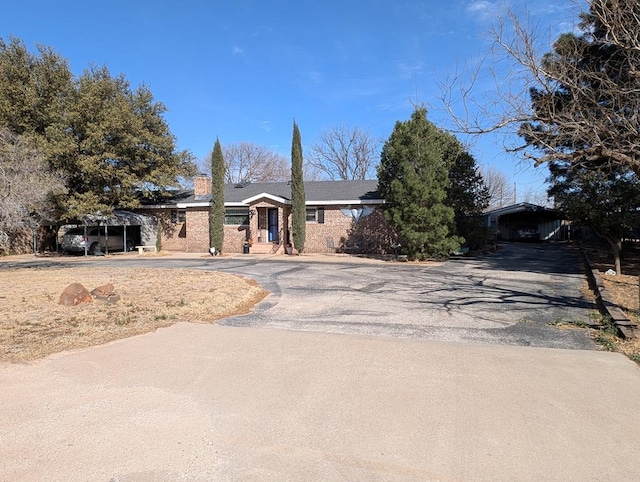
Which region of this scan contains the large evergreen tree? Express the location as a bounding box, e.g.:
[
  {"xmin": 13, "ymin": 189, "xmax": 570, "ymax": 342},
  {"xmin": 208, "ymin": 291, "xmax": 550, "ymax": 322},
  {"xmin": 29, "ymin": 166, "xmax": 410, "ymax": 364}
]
[
  {"xmin": 548, "ymin": 162, "xmax": 640, "ymax": 275},
  {"xmin": 378, "ymin": 108, "xmax": 462, "ymax": 259},
  {"xmin": 0, "ymin": 37, "xmax": 195, "ymax": 222},
  {"xmin": 209, "ymin": 138, "xmax": 225, "ymax": 254},
  {"xmin": 447, "ymin": 151, "xmax": 491, "ymax": 249},
  {"xmin": 290, "ymin": 120, "xmax": 306, "ymax": 254},
  {"xmin": 57, "ymin": 66, "xmax": 194, "ymax": 219},
  {"xmin": 418, "ymin": 120, "xmax": 491, "ymax": 248},
  {"xmin": 519, "ymin": 0, "xmax": 640, "ymax": 177},
  {"xmin": 0, "ymin": 37, "xmax": 72, "ymax": 143}
]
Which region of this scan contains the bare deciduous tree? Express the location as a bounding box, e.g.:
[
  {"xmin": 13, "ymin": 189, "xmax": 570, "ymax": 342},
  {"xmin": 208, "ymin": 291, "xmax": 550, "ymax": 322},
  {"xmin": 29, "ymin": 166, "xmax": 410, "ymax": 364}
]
[
  {"xmin": 222, "ymin": 142, "xmax": 289, "ymax": 184},
  {"xmin": 200, "ymin": 142, "xmax": 324, "ymax": 183},
  {"xmin": 0, "ymin": 128, "xmax": 66, "ymax": 252},
  {"xmin": 479, "ymin": 165, "xmax": 515, "ymax": 210},
  {"xmin": 308, "ymin": 124, "xmax": 380, "ymax": 180},
  {"xmin": 200, "ymin": 143, "xmax": 289, "ymax": 184},
  {"xmin": 519, "ymin": 187, "xmax": 551, "ymax": 207},
  {"xmin": 439, "ymin": 0, "xmax": 640, "ymax": 177}
]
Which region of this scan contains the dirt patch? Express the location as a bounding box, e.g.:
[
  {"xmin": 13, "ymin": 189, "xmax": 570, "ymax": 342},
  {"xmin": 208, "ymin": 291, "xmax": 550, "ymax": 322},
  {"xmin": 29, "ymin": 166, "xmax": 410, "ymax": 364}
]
[{"xmin": 0, "ymin": 267, "xmax": 268, "ymax": 363}]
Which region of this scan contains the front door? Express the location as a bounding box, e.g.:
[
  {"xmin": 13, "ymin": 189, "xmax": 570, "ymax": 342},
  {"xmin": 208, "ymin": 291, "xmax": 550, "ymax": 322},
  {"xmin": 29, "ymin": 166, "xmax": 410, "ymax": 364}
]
[{"xmin": 268, "ymin": 208, "xmax": 279, "ymax": 242}]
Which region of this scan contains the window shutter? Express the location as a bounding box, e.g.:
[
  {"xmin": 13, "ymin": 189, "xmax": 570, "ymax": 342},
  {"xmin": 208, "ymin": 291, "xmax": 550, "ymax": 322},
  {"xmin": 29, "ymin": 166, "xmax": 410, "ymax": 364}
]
[{"xmin": 317, "ymin": 207, "xmax": 325, "ymax": 224}]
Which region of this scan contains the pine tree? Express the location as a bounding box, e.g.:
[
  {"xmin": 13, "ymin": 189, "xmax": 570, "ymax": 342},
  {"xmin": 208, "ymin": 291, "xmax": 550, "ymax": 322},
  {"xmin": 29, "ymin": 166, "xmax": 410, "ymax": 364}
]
[
  {"xmin": 290, "ymin": 121, "xmax": 306, "ymax": 254},
  {"xmin": 446, "ymin": 151, "xmax": 491, "ymax": 249},
  {"xmin": 0, "ymin": 37, "xmax": 196, "ymax": 221},
  {"xmin": 548, "ymin": 162, "xmax": 640, "ymax": 275},
  {"xmin": 378, "ymin": 107, "xmax": 462, "ymax": 259},
  {"xmin": 519, "ymin": 0, "xmax": 640, "ymax": 177},
  {"xmin": 210, "ymin": 138, "xmax": 225, "ymax": 254}
]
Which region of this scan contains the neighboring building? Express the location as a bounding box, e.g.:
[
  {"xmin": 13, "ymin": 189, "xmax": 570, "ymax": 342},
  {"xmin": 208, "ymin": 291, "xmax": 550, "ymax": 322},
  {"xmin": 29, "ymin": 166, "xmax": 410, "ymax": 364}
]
[
  {"xmin": 484, "ymin": 202, "xmax": 571, "ymax": 241},
  {"xmin": 139, "ymin": 178, "xmax": 393, "ymax": 254}
]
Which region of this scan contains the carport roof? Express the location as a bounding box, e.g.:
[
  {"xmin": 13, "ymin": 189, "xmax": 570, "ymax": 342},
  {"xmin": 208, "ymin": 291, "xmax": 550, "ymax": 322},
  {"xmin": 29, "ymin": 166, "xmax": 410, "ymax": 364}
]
[
  {"xmin": 45, "ymin": 210, "xmax": 155, "ymax": 227},
  {"xmin": 82, "ymin": 210, "xmax": 155, "ymax": 226},
  {"xmin": 484, "ymin": 202, "xmax": 559, "ymax": 217}
]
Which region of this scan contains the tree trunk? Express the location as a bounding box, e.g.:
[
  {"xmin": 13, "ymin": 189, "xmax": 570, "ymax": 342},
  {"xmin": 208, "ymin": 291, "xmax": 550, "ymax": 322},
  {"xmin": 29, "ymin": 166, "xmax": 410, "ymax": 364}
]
[{"xmin": 605, "ymin": 237, "xmax": 623, "ymax": 275}]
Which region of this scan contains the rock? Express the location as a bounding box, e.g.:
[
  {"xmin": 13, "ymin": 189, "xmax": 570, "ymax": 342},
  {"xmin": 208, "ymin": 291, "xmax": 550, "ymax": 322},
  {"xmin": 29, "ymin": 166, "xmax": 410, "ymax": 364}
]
[
  {"xmin": 59, "ymin": 283, "xmax": 93, "ymax": 306},
  {"xmin": 90, "ymin": 283, "xmax": 120, "ymax": 303},
  {"xmin": 91, "ymin": 283, "xmax": 114, "ymax": 298},
  {"xmin": 105, "ymin": 293, "xmax": 121, "ymax": 303}
]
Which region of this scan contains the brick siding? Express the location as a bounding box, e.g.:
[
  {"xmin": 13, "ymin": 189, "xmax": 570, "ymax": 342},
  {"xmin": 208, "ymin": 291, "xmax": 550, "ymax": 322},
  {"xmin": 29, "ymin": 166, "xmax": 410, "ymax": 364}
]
[
  {"xmin": 151, "ymin": 205, "xmax": 395, "ymax": 254},
  {"xmin": 305, "ymin": 207, "xmax": 354, "ymax": 253}
]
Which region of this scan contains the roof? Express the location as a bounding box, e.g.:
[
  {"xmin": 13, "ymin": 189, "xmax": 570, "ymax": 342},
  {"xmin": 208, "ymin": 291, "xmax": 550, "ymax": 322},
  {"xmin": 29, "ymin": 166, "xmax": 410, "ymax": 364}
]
[
  {"xmin": 484, "ymin": 202, "xmax": 558, "ymax": 217},
  {"xmin": 150, "ymin": 180, "xmax": 383, "ymax": 208},
  {"xmin": 65, "ymin": 210, "xmax": 155, "ymax": 226}
]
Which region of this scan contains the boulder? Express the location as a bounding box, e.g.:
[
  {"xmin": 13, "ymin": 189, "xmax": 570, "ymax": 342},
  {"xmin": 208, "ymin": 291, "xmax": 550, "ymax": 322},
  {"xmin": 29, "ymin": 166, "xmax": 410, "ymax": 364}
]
[
  {"xmin": 59, "ymin": 283, "xmax": 93, "ymax": 306},
  {"xmin": 91, "ymin": 283, "xmax": 114, "ymax": 298},
  {"xmin": 91, "ymin": 283, "xmax": 120, "ymax": 303}
]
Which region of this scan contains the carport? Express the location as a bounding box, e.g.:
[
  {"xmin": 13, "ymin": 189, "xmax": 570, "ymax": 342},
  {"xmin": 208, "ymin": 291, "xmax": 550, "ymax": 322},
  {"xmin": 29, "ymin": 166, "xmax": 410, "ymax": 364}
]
[
  {"xmin": 44, "ymin": 210, "xmax": 155, "ymax": 255},
  {"xmin": 484, "ymin": 202, "xmax": 570, "ymax": 241}
]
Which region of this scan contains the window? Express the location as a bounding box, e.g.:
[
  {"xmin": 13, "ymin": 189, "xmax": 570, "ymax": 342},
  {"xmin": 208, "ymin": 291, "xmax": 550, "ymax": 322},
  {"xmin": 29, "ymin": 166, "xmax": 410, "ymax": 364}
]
[
  {"xmin": 306, "ymin": 207, "xmax": 324, "ymax": 223},
  {"xmin": 171, "ymin": 209, "xmax": 186, "ymax": 223},
  {"xmin": 306, "ymin": 208, "xmax": 317, "ymax": 222},
  {"xmin": 224, "ymin": 208, "xmax": 250, "ymax": 225}
]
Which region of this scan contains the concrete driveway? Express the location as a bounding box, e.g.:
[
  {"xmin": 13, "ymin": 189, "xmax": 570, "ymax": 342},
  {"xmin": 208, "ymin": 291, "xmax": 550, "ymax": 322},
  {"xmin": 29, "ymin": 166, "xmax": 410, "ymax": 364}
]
[{"xmin": 2, "ymin": 243, "xmax": 640, "ymax": 480}]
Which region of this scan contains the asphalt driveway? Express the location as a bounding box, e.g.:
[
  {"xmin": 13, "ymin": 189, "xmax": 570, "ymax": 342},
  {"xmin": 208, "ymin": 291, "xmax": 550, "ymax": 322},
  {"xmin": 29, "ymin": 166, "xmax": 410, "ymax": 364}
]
[{"xmin": 212, "ymin": 242, "xmax": 596, "ymax": 349}]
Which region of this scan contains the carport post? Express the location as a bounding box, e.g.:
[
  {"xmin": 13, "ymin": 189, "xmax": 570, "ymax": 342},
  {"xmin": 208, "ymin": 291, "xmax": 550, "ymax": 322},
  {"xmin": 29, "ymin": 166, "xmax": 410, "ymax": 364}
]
[{"xmin": 83, "ymin": 225, "xmax": 88, "ymax": 257}]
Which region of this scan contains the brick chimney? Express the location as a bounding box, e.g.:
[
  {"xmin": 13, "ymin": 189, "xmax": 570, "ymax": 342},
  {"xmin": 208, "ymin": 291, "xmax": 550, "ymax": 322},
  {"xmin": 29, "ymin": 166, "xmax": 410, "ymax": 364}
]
[{"xmin": 194, "ymin": 176, "xmax": 211, "ymax": 196}]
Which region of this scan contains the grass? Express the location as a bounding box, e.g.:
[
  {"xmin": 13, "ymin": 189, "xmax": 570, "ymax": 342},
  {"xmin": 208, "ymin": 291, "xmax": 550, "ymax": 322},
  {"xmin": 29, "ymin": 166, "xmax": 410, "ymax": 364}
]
[{"xmin": 0, "ymin": 266, "xmax": 267, "ymax": 363}]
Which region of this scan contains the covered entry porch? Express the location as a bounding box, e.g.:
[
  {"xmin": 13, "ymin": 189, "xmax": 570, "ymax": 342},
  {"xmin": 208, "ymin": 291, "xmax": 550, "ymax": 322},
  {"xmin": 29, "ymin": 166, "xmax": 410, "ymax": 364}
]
[{"xmin": 246, "ymin": 198, "xmax": 291, "ymax": 254}]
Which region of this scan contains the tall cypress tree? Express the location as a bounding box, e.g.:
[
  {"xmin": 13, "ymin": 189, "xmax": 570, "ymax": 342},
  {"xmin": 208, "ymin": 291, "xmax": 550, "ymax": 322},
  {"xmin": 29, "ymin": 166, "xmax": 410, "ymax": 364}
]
[
  {"xmin": 290, "ymin": 121, "xmax": 306, "ymax": 254},
  {"xmin": 377, "ymin": 107, "xmax": 462, "ymax": 259},
  {"xmin": 210, "ymin": 138, "xmax": 225, "ymax": 254}
]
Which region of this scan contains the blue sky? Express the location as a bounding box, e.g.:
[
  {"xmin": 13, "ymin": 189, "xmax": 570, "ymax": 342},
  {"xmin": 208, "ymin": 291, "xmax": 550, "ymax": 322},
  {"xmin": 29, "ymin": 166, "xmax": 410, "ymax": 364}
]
[{"xmin": 2, "ymin": 0, "xmax": 581, "ymax": 200}]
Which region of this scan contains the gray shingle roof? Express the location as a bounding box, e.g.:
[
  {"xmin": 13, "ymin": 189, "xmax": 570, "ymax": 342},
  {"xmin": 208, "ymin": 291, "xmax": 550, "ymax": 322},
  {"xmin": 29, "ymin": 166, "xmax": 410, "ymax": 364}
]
[{"xmin": 185, "ymin": 180, "xmax": 382, "ymax": 205}]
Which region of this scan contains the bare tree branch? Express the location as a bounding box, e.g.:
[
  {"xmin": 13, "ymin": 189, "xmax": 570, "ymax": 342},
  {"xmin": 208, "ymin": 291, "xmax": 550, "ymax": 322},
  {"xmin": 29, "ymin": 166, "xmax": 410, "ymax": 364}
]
[
  {"xmin": 478, "ymin": 165, "xmax": 516, "ymax": 209},
  {"xmin": 0, "ymin": 128, "xmax": 66, "ymax": 251},
  {"xmin": 222, "ymin": 142, "xmax": 290, "ymax": 184},
  {"xmin": 308, "ymin": 124, "xmax": 380, "ymax": 180},
  {"xmin": 439, "ymin": 0, "xmax": 640, "ymax": 177}
]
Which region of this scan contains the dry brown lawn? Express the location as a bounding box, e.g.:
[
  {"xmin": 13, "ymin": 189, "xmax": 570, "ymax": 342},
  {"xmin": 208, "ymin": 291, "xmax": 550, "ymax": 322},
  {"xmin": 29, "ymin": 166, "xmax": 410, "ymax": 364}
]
[
  {"xmin": 0, "ymin": 266, "xmax": 267, "ymax": 363},
  {"xmin": 580, "ymin": 241, "xmax": 640, "ymax": 361},
  {"xmin": 600, "ymin": 273, "xmax": 640, "ymax": 361}
]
